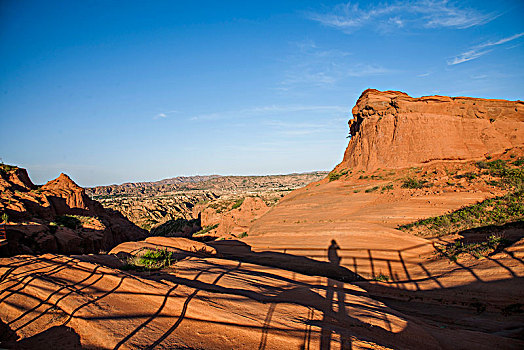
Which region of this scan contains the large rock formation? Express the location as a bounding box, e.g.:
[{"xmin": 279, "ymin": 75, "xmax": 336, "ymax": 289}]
[
  {"xmin": 335, "ymin": 89, "xmax": 524, "ymax": 172},
  {"xmin": 0, "ymin": 165, "xmax": 147, "ymax": 255}
]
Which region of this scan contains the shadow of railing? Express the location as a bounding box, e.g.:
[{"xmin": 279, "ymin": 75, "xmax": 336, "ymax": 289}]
[{"xmin": 1, "ymin": 233, "xmax": 523, "ymax": 349}]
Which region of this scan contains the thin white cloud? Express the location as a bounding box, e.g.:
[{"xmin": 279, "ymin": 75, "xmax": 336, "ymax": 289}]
[
  {"xmin": 153, "ymin": 110, "xmax": 178, "ymax": 120},
  {"xmin": 448, "ymin": 32, "xmax": 524, "ymax": 65},
  {"xmin": 477, "ymin": 32, "xmax": 524, "ymax": 48},
  {"xmin": 307, "ymin": 1, "xmax": 497, "ymax": 33},
  {"xmin": 346, "ymin": 64, "xmax": 392, "ymax": 77},
  {"xmin": 448, "ymin": 49, "xmax": 492, "ymax": 65},
  {"xmin": 471, "ymin": 74, "xmax": 488, "ymax": 79},
  {"xmin": 281, "ymin": 71, "xmax": 339, "ymax": 87},
  {"xmin": 279, "ymin": 41, "xmax": 392, "ymax": 89}
]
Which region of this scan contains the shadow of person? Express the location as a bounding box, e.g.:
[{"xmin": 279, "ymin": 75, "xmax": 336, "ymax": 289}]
[
  {"xmin": 321, "ymin": 240, "xmax": 352, "ymax": 350},
  {"xmin": 327, "ymin": 240, "xmax": 341, "ymax": 266}
]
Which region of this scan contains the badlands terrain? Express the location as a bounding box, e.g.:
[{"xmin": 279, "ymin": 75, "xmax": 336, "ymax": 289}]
[
  {"xmin": 0, "ymin": 89, "xmax": 523, "ymax": 349},
  {"xmin": 87, "ymin": 172, "xmax": 328, "ymax": 233}
]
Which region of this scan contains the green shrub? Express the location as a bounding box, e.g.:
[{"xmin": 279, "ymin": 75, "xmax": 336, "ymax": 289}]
[
  {"xmin": 231, "ymin": 198, "xmax": 245, "ymax": 209},
  {"xmin": 485, "ymin": 179, "xmax": 504, "ymax": 187},
  {"xmin": 55, "ymin": 215, "xmax": 82, "ymax": 229},
  {"xmin": 193, "ymin": 224, "xmax": 219, "ymax": 236},
  {"xmin": 151, "ymin": 218, "xmax": 199, "ymax": 236},
  {"xmin": 455, "ymin": 172, "xmax": 477, "ymax": 180},
  {"xmin": 365, "ymin": 186, "xmax": 379, "ymax": 193},
  {"xmin": 435, "ymin": 235, "xmax": 510, "ymax": 261},
  {"xmin": 54, "ymin": 215, "xmax": 97, "ymax": 229},
  {"xmin": 401, "ymin": 177, "xmax": 429, "ymax": 189},
  {"xmin": 328, "ymin": 169, "xmax": 348, "ymax": 181},
  {"xmin": 0, "ymin": 164, "xmax": 17, "ymax": 173},
  {"xmin": 476, "ymin": 159, "xmax": 507, "ymax": 171},
  {"xmin": 399, "ymin": 191, "xmax": 523, "ymax": 237},
  {"xmin": 130, "ymin": 249, "xmax": 176, "ymax": 270},
  {"xmin": 512, "ymin": 158, "xmax": 524, "ymax": 167},
  {"xmin": 381, "ymin": 184, "xmax": 394, "ymax": 192},
  {"xmin": 373, "ymin": 274, "xmax": 389, "ymax": 282},
  {"xmin": 237, "ymin": 232, "xmax": 248, "ymax": 239}
]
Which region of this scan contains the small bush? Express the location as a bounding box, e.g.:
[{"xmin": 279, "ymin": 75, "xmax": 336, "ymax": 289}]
[
  {"xmin": 328, "ymin": 169, "xmax": 347, "ymax": 181},
  {"xmin": 0, "ymin": 164, "xmax": 17, "ymax": 173},
  {"xmin": 455, "ymin": 172, "xmax": 477, "ymax": 180},
  {"xmin": 151, "ymin": 218, "xmax": 199, "ymax": 236},
  {"xmin": 399, "ymin": 191, "xmax": 523, "ymax": 237},
  {"xmin": 126, "ymin": 249, "xmax": 176, "ymax": 270},
  {"xmin": 401, "ymin": 177, "xmax": 429, "ymax": 189},
  {"xmin": 435, "ymin": 235, "xmax": 510, "ymax": 261},
  {"xmin": 237, "ymin": 232, "xmax": 248, "ymax": 239},
  {"xmin": 512, "ymin": 158, "xmax": 524, "ymax": 167},
  {"xmin": 193, "ymin": 224, "xmax": 219, "ymax": 236},
  {"xmin": 476, "ymin": 159, "xmax": 507, "ymax": 171},
  {"xmin": 373, "ymin": 274, "xmax": 389, "ymax": 282},
  {"xmin": 485, "ymin": 180, "xmax": 504, "ymax": 187},
  {"xmin": 55, "ymin": 215, "xmax": 82, "ymax": 229},
  {"xmin": 365, "ymin": 186, "xmax": 379, "ymax": 193},
  {"xmin": 231, "ymin": 198, "xmax": 245, "ymax": 209},
  {"xmin": 381, "ymin": 184, "xmax": 394, "ymax": 192}
]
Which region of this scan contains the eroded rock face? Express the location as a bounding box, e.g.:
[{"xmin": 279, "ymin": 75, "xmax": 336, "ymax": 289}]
[
  {"xmin": 0, "ymin": 166, "xmax": 147, "ymax": 255},
  {"xmin": 41, "ymin": 173, "xmax": 94, "ymax": 212},
  {"xmin": 201, "ymin": 197, "xmax": 270, "ymax": 236},
  {"xmin": 335, "ymin": 89, "xmax": 524, "ymax": 172}
]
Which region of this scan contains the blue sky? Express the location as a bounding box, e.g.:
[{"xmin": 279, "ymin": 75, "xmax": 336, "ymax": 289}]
[{"xmin": 1, "ymin": 0, "xmax": 523, "ymax": 186}]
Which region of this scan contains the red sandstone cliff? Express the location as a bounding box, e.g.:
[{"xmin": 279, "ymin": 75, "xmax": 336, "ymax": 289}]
[{"xmin": 335, "ymin": 89, "xmax": 524, "ymax": 172}]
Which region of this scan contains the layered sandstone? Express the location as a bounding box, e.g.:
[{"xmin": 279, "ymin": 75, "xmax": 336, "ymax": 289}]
[{"xmin": 335, "ymin": 89, "xmax": 524, "ymax": 172}]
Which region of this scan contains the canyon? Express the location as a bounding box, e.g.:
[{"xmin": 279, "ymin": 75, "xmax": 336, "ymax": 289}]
[{"xmin": 86, "ymin": 172, "xmax": 327, "ymax": 233}]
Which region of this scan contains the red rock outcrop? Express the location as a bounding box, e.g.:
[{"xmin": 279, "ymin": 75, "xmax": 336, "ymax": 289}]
[
  {"xmin": 335, "ymin": 89, "xmax": 524, "ymax": 172},
  {"xmin": 41, "ymin": 173, "xmax": 94, "ymax": 211},
  {"xmin": 201, "ymin": 197, "xmax": 270, "ymax": 236},
  {"xmin": 0, "ymin": 166, "xmax": 147, "ymax": 255}
]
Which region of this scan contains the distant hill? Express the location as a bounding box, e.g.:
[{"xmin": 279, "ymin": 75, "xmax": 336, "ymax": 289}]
[
  {"xmin": 86, "ymin": 172, "xmax": 329, "ymax": 232},
  {"xmin": 86, "ymin": 172, "xmax": 327, "ymax": 196}
]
